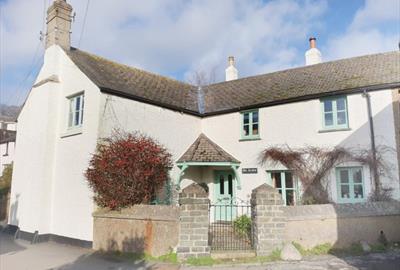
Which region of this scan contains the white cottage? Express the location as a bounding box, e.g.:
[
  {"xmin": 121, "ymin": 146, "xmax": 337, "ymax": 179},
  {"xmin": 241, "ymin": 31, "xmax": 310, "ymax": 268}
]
[
  {"xmin": 0, "ymin": 116, "xmax": 16, "ymax": 176},
  {"xmin": 8, "ymin": 0, "xmax": 400, "ymax": 246}
]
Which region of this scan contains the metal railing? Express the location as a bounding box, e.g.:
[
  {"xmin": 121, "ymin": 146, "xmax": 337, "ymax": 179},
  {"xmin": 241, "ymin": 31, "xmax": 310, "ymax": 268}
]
[{"xmin": 209, "ymin": 200, "xmax": 254, "ymax": 251}]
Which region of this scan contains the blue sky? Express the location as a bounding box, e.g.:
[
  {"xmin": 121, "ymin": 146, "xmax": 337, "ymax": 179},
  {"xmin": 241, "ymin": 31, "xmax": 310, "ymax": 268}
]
[{"xmin": 0, "ymin": 0, "xmax": 399, "ymax": 106}]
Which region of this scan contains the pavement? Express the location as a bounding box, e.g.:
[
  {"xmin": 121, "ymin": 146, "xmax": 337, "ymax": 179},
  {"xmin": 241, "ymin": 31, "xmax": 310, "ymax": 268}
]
[{"xmin": 1, "ymin": 231, "xmax": 400, "ymax": 270}]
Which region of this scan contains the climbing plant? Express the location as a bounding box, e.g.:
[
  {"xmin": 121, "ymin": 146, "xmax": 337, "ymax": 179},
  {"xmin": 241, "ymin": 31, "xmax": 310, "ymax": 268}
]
[
  {"xmin": 85, "ymin": 131, "xmax": 172, "ymax": 210},
  {"xmin": 260, "ymin": 145, "xmax": 394, "ymax": 204}
]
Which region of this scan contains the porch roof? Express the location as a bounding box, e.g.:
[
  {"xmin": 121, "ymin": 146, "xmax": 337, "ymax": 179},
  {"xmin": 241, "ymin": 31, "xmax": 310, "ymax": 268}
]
[{"xmin": 177, "ymin": 133, "xmax": 240, "ymax": 164}]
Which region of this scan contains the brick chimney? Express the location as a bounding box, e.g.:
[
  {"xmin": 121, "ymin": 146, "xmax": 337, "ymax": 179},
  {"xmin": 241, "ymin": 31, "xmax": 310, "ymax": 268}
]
[
  {"xmin": 225, "ymin": 56, "xmax": 238, "ymax": 81},
  {"xmin": 45, "ymin": 0, "xmax": 73, "ymax": 50},
  {"xmin": 305, "ymin": 37, "xmax": 322, "ymax": 65}
]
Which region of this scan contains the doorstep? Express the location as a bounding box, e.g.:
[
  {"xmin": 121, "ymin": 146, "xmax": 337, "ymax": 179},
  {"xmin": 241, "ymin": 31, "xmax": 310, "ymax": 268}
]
[{"xmin": 211, "ymin": 250, "xmax": 256, "ymax": 259}]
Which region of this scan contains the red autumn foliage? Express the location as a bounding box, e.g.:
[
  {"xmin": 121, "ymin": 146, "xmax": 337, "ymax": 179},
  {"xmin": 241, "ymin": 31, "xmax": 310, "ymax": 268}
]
[{"xmin": 85, "ymin": 131, "xmax": 173, "ymax": 209}]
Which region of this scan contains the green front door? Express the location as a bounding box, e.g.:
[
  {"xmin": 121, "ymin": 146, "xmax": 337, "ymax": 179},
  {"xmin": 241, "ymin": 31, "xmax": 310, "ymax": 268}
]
[{"xmin": 214, "ymin": 171, "xmax": 235, "ymax": 221}]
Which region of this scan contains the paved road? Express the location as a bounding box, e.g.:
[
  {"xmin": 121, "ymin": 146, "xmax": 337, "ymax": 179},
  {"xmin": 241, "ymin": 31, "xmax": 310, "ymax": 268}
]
[{"xmin": 1, "ymin": 232, "xmax": 399, "ymax": 270}]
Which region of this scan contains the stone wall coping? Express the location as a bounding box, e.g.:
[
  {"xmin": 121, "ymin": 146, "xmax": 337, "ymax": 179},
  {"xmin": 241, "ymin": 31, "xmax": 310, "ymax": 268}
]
[
  {"xmin": 285, "ymin": 201, "xmax": 400, "ymax": 221},
  {"xmin": 93, "ymin": 205, "xmax": 179, "ymax": 222},
  {"xmin": 181, "ymin": 183, "xmax": 208, "ymax": 197}
]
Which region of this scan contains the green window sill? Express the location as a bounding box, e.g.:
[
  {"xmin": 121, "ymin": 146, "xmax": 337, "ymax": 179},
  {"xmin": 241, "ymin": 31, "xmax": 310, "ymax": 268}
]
[
  {"xmin": 337, "ymin": 199, "xmax": 366, "ymax": 204},
  {"xmin": 318, "ymin": 127, "xmax": 351, "ymax": 133},
  {"xmin": 239, "ymin": 137, "xmax": 261, "ymax": 142}
]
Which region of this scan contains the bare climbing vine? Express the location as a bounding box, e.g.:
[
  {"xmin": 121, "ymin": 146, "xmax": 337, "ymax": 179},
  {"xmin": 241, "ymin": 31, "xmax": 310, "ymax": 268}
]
[{"xmin": 260, "ymin": 145, "xmax": 394, "ymax": 204}]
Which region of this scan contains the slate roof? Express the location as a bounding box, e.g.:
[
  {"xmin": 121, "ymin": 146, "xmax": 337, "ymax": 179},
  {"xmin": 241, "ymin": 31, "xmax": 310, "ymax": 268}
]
[
  {"xmin": 0, "ymin": 129, "xmax": 16, "ymax": 144},
  {"xmin": 66, "ymin": 48, "xmax": 400, "ymax": 116},
  {"xmin": 177, "ymin": 133, "xmax": 240, "ymax": 163},
  {"xmin": 202, "ymin": 51, "xmax": 400, "ymax": 114},
  {"xmin": 66, "ymin": 48, "xmax": 199, "ymax": 114}
]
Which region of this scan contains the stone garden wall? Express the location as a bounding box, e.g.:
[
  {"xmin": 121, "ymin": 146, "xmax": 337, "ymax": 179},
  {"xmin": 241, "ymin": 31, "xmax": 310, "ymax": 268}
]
[
  {"xmin": 177, "ymin": 183, "xmax": 210, "ymax": 260},
  {"xmin": 251, "ymin": 184, "xmax": 286, "ymax": 256},
  {"xmin": 284, "ymin": 201, "xmax": 400, "ymax": 248},
  {"xmin": 93, "ymin": 205, "xmax": 179, "ymax": 257},
  {"xmin": 92, "ymin": 183, "xmax": 400, "ymax": 260}
]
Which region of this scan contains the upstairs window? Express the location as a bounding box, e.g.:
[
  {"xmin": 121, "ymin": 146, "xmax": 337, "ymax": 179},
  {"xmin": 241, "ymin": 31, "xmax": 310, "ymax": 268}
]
[
  {"xmin": 241, "ymin": 110, "xmax": 259, "ymax": 140},
  {"xmin": 68, "ymin": 93, "xmax": 84, "ymax": 129},
  {"xmin": 336, "ymin": 167, "xmax": 365, "ymax": 203},
  {"xmin": 321, "ymin": 96, "xmax": 348, "ymax": 130}
]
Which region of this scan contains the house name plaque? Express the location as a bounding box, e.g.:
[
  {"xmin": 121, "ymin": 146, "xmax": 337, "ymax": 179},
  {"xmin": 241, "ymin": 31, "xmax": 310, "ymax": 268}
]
[{"xmin": 242, "ymin": 168, "xmax": 258, "ymax": 174}]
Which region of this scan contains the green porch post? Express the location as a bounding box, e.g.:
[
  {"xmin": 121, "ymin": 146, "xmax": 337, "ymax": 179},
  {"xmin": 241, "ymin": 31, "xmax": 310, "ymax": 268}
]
[
  {"xmin": 231, "ymin": 165, "xmax": 242, "ymax": 190},
  {"xmin": 175, "ymin": 163, "xmax": 189, "ymax": 190}
]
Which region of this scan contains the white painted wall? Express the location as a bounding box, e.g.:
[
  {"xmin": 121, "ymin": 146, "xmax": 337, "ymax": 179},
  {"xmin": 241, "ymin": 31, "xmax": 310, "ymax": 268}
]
[
  {"xmin": 201, "ymin": 90, "xmax": 400, "ymax": 203},
  {"xmin": 98, "ymin": 93, "xmax": 202, "ymax": 183},
  {"xmin": 9, "ymin": 44, "xmax": 399, "ymax": 244},
  {"xmin": 9, "ymin": 45, "xmax": 101, "ymax": 241},
  {"xmin": 0, "ymin": 121, "xmax": 16, "ymax": 176}
]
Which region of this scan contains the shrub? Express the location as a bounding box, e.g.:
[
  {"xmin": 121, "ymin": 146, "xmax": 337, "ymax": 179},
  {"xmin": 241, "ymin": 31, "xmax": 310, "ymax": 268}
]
[
  {"xmin": 85, "ymin": 131, "xmax": 172, "ymax": 209},
  {"xmin": 233, "ymin": 215, "xmax": 252, "ymax": 237},
  {"xmin": 0, "ymin": 163, "xmax": 12, "ymax": 197}
]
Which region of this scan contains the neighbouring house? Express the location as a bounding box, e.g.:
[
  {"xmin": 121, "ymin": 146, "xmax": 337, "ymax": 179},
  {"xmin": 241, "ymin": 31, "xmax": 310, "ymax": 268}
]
[
  {"xmin": 0, "ymin": 116, "xmax": 16, "ymax": 176},
  {"xmin": 8, "ymin": 0, "xmax": 400, "ymax": 246}
]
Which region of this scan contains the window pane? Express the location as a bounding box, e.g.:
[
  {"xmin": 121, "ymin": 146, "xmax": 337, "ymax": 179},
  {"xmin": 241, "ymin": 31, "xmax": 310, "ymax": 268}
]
[
  {"xmin": 75, "ymin": 96, "xmax": 81, "ymax": 111},
  {"xmin": 341, "ymin": 185, "xmax": 350, "ymax": 199},
  {"xmin": 340, "ymin": 170, "xmax": 349, "ymax": 183},
  {"xmin": 324, "ymin": 113, "xmax": 334, "ymax": 126},
  {"xmin": 68, "ymin": 94, "xmax": 84, "ymax": 128},
  {"xmin": 324, "ymin": 100, "xmax": 333, "ymax": 112},
  {"xmin": 337, "ymin": 98, "xmax": 346, "ymax": 111},
  {"xmin": 354, "ymin": 184, "xmax": 363, "ymax": 198},
  {"xmin": 243, "ymin": 113, "xmax": 249, "ymax": 124},
  {"xmin": 285, "ymin": 172, "xmax": 293, "ymax": 188},
  {"xmin": 75, "ymin": 111, "xmax": 80, "ymax": 126},
  {"xmin": 337, "ymin": 111, "xmax": 347, "ymax": 125},
  {"xmin": 252, "ymin": 124, "xmax": 259, "ymax": 135},
  {"xmin": 228, "ymin": 175, "xmax": 233, "ymax": 196},
  {"xmin": 243, "ymin": 125, "xmax": 250, "ymax": 136},
  {"xmin": 273, "ymin": 172, "xmax": 282, "ymax": 188},
  {"xmin": 286, "ymin": 190, "xmax": 295, "ymax": 206},
  {"xmin": 353, "ymin": 169, "xmax": 362, "ymax": 183},
  {"xmin": 252, "ymin": 111, "xmax": 258, "ymax": 123},
  {"xmin": 219, "ymin": 176, "xmax": 224, "ymax": 194}
]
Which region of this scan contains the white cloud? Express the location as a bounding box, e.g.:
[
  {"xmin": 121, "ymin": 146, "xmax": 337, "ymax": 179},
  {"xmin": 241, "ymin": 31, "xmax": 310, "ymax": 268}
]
[
  {"xmin": 350, "ymin": 0, "xmax": 400, "ymax": 31},
  {"xmin": 324, "ymin": 0, "xmax": 399, "ymax": 61},
  {"xmin": 68, "ymin": 0, "xmax": 328, "ymax": 80},
  {"xmin": 1, "ymin": 0, "xmax": 398, "ymax": 105}
]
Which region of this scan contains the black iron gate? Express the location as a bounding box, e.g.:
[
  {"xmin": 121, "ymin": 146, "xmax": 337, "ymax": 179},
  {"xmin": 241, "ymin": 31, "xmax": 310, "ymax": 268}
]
[{"xmin": 208, "ymin": 199, "xmax": 254, "ymax": 251}]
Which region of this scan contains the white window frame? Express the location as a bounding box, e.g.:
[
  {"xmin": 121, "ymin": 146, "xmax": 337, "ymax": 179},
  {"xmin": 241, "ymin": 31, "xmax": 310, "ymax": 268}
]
[{"xmin": 67, "ymin": 93, "xmax": 84, "ymax": 130}]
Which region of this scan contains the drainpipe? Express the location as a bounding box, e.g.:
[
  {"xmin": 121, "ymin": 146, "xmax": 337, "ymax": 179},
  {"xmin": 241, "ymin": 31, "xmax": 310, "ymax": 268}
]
[{"xmin": 362, "ymin": 90, "xmax": 379, "ymax": 194}]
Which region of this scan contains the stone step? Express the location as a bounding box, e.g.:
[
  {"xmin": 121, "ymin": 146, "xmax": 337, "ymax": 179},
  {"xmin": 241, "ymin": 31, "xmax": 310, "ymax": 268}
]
[{"xmin": 211, "ymin": 250, "xmax": 256, "ymax": 259}]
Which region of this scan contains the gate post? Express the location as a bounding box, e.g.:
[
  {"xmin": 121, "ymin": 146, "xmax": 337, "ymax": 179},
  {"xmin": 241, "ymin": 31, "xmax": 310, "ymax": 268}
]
[
  {"xmin": 251, "ymin": 184, "xmax": 286, "ymax": 256},
  {"xmin": 177, "ymin": 183, "xmax": 210, "ymax": 261}
]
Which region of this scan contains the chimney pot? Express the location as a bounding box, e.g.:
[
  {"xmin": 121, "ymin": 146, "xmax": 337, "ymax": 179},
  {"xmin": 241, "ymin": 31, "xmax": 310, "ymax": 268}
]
[
  {"xmin": 228, "ymin": 56, "xmax": 235, "ymax": 66},
  {"xmin": 309, "ymin": 37, "xmax": 316, "ymax": 48},
  {"xmin": 305, "ymin": 36, "xmax": 322, "ymax": 65},
  {"xmin": 225, "ymin": 56, "xmax": 238, "ymax": 81}
]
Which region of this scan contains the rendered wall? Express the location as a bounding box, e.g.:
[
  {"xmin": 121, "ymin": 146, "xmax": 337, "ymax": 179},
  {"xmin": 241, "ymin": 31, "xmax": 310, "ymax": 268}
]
[
  {"xmin": 284, "ymin": 201, "xmax": 400, "ymax": 248},
  {"xmin": 98, "ymin": 93, "xmax": 202, "ymax": 189},
  {"xmin": 93, "ymin": 205, "xmax": 179, "ymax": 257},
  {"xmin": 201, "ymin": 90, "xmax": 400, "ymax": 203},
  {"xmin": 9, "ymin": 45, "xmax": 101, "ymax": 241}
]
